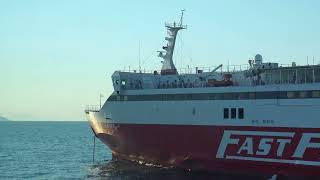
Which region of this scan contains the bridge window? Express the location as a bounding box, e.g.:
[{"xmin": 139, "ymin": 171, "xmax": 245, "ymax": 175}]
[
  {"xmin": 287, "ymin": 91, "xmax": 296, "ymax": 98},
  {"xmin": 223, "ymin": 108, "xmax": 229, "ymax": 119},
  {"xmin": 299, "ymin": 91, "xmax": 310, "ymax": 98},
  {"xmin": 312, "ymin": 91, "xmax": 320, "ymax": 98},
  {"xmin": 248, "ymin": 92, "xmax": 255, "ymax": 99},
  {"xmin": 231, "ymin": 108, "xmax": 237, "ymax": 119},
  {"xmin": 239, "ymin": 92, "xmax": 249, "ymax": 100},
  {"xmin": 238, "ymin": 108, "xmax": 244, "ymax": 119}
]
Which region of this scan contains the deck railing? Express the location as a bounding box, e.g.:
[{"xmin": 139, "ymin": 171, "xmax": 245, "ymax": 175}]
[
  {"xmin": 85, "ymin": 105, "xmax": 100, "ymax": 113},
  {"xmin": 120, "ymin": 64, "xmax": 251, "ymax": 75}
]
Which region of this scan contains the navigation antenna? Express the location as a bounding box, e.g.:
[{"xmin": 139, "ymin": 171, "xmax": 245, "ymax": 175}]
[
  {"xmin": 158, "ymin": 10, "xmax": 187, "ymax": 75},
  {"xmin": 139, "ymin": 41, "xmax": 141, "ymax": 72},
  {"xmin": 180, "ymin": 9, "xmax": 185, "ymax": 26}
]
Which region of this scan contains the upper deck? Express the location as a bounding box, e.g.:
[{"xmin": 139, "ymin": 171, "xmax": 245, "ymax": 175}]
[{"xmin": 111, "ymin": 62, "xmax": 320, "ymax": 94}]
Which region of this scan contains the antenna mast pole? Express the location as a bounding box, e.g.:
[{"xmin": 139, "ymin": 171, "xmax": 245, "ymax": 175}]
[
  {"xmin": 180, "ymin": 9, "xmax": 185, "ymax": 26},
  {"xmin": 139, "ymin": 41, "xmax": 141, "ymax": 72},
  {"xmin": 158, "ymin": 10, "xmax": 187, "ymax": 75}
]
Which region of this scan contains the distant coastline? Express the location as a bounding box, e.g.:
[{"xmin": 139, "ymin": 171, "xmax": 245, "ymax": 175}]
[{"xmin": 0, "ymin": 116, "xmax": 9, "ymax": 121}]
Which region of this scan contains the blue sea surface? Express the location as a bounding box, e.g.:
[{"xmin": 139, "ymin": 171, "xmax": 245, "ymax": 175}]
[
  {"xmin": 0, "ymin": 121, "xmax": 265, "ymax": 180},
  {"xmin": 0, "ymin": 121, "xmax": 110, "ymax": 179}
]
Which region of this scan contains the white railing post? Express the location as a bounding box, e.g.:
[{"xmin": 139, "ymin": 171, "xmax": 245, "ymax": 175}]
[
  {"xmin": 280, "ymin": 70, "xmax": 282, "ymax": 84},
  {"xmin": 313, "ymin": 68, "xmax": 315, "ymax": 83},
  {"xmin": 295, "ymin": 69, "xmax": 298, "ymax": 84},
  {"xmin": 304, "ymin": 69, "xmax": 307, "ymax": 84}
]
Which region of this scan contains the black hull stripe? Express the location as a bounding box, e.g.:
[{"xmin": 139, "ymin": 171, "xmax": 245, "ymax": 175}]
[{"xmin": 108, "ymin": 90, "xmax": 320, "ymax": 101}]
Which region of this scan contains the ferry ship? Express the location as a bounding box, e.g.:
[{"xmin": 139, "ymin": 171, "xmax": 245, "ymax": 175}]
[{"xmin": 85, "ymin": 12, "xmax": 320, "ymax": 178}]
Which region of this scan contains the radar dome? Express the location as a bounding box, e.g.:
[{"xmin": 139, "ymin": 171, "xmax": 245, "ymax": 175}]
[{"xmin": 255, "ymin": 54, "xmax": 263, "ymax": 64}]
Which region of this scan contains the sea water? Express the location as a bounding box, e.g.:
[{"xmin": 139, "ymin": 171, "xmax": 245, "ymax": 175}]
[{"xmin": 0, "ymin": 121, "xmax": 263, "ymax": 180}]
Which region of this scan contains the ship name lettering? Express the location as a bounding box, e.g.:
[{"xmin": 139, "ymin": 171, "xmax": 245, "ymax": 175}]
[{"xmin": 216, "ymin": 130, "xmax": 320, "ymax": 162}]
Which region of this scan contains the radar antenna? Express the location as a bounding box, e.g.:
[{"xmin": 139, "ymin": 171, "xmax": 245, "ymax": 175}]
[{"xmin": 158, "ymin": 10, "xmax": 187, "ymax": 75}]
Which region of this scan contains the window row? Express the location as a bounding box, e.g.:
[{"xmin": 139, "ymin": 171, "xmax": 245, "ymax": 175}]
[
  {"xmin": 224, "ymin": 108, "xmax": 244, "ymax": 119},
  {"xmin": 109, "ymin": 90, "xmax": 320, "ymax": 101}
]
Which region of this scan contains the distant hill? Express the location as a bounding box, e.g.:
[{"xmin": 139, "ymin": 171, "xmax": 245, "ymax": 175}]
[{"xmin": 0, "ymin": 116, "xmax": 9, "ymax": 121}]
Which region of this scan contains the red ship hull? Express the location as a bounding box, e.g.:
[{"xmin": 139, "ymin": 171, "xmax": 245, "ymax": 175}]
[{"xmin": 92, "ymin": 122, "xmax": 320, "ymax": 178}]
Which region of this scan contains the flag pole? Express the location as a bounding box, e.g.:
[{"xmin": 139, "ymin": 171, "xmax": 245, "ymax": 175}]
[
  {"xmin": 99, "ymin": 93, "xmax": 104, "ymax": 109},
  {"xmin": 100, "ymin": 94, "xmax": 102, "ymax": 109}
]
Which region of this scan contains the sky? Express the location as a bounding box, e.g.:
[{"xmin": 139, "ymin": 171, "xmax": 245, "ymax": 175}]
[{"xmin": 1, "ymin": 0, "xmax": 320, "ymax": 121}]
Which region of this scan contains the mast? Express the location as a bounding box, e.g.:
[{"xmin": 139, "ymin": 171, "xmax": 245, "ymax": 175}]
[{"xmin": 158, "ymin": 10, "xmax": 187, "ymax": 75}]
